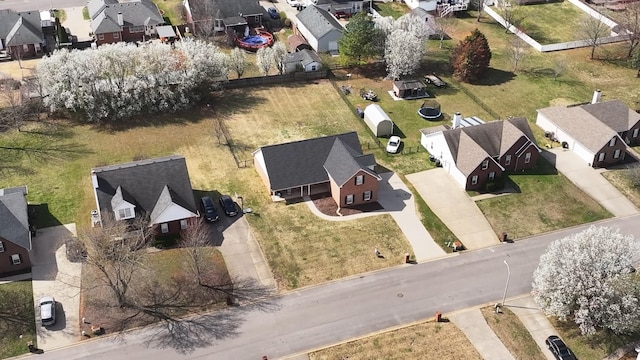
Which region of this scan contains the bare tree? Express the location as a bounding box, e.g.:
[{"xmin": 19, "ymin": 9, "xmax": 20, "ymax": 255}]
[
  {"xmin": 625, "ymin": 162, "xmax": 640, "ymax": 186},
  {"xmin": 619, "ymin": 3, "xmax": 640, "ymax": 58},
  {"xmin": 473, "ymin": 0, "xmax": 486, "ymax": 21},
  {"xmin": 506, "ymin": 35, "xmax": 528, "ymax": 72},
  {"xmin": 552, "ymin": 56, "xmax": 568, "ymax": 81},
  {"xmin": 577, "ymin": 14, "xmax": 609, "ymax": 59},
  {"xmin": 501, "ymin": 0, "xmax": 526, "ymax": 34},
  {"xmin": 0, "ymin": 76, "xmax": 29, "ymax": 132},
  {"xmin": 188, "ymin": 0, "xmax": 219, "ymax": 39},
  {"xmin": 432, "ymin": 16, "xmax": 453, "ymax": 49}
]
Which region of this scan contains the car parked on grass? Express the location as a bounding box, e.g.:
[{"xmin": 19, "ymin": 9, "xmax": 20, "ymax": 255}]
[
  {"xmin": 39, "ymin": 296, "xmax": 56, "ymax": 326},
  {"xmin": 200, "ymin": 196, "xmax": 219, "ymax": 222},
  {"xmin": 545, "ymin": 335, "xmax": 577, "ymax": 360},
  {"xmin": 386, "ymin": 136, "xmax": 401, "ymax": 154},
  {"xmin": 267, "ymin": 7, "xmax": 280, "ymax": 19},
  {"xmin": 219, "ymin": 195, "xmax": 238, "ymax": 217}
]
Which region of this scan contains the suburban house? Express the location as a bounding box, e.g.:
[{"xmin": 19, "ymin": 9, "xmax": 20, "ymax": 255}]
[
  {"xmin": 0, "ymin": 186, "xmax": 32, "ymax": 277},
  {"xmin": 91, "ymin": 155, "xmax": 199, "ymax": 235},
  {"xmin": 0, "ymin": 10, "xmax": 45, "ymax": 60},
  {"xmin": 404, "ymin": 0, "xmax": 469, "ymax": 15},
  {"xmin": 87, "ymin": 0, "xmax": 165, "ymax": 45},
  {"xmin": 282, "ymin": 49, "xmax": 323, "ymax": 73},
  {"xmin": 420, "ymin": 114, "xmax": 540, "ymax": 190},
  {"xmin": 304, "ymin": 0, "xmax": 372, "ymax": 17},
  {"xmin": 183, "ymin": 0, "xmax": 264, "ymax": 34},
  {"xmin": 295, "ymin": 5, "xmax": 343, "ymax": 53},
  {"xmin": 536, "ymin": 91, "xmax": 640, "ymax": 167},
  {"xmin": 253, "ymin": 132, "xmax": 381, "ymax": 208}
]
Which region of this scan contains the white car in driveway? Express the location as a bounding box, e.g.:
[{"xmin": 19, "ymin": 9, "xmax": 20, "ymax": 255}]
[
  {"xmin": 286, "ymin": 0, "xmax": 300, "ymax": 6},
  {"xmin": 386, "ymin": 136, "xmax": 401, "ymax": 153},
  {"xmin": 39, "ymin": 296, "xmax": 56, "ymax": 326}
]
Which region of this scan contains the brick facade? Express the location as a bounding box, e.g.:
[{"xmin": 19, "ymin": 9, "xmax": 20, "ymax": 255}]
[
  {"xmin": 331, "ymin": 170, "xmax": 379, "ymax": 208},
  {"xmin": 465, "ymin": 158, "xmax": 504, "ymax": 191},
  {"xmin": 0, "ymin": 238, "xmax": 31, "ymax": 277},
  {"xmin": 592, "ymin": 136, "xmax": 628, "ymax": 167}
]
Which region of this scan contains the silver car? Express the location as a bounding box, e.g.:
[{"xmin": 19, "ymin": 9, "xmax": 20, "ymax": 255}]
[{"xmin": 39, "ymin": 296, "xmax": 56, "ymax": 326}]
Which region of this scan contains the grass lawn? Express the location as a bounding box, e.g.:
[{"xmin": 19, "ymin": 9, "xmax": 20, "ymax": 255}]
[
  {"xmin": 309, "ymin": 320, "xmax": 481, "ymax": 360},
  {"xmin": 53, "ymin": 9, "xmax": 67, "ymax": 23},
  {"xmin": 0, "ymin": 281, "xmax": 37, "ymax": 359},
  {"xmin": 372, "ymin": 2, "xmax": 411, "ymax": 19},
  {"xmin": 82, "ymin": 6, "xmax": 89, "ymax": 20},
  {"xmin": 152, "ymin": 0, "xmax": 183, "ymax": 25},
  {"xmin": 500, "ymin": 2, "xmax": 586, "ymax": 44},
  {"xmin": 601, "ymin": 169, "xmax": 640, "ymax": 208},
  {"xmin": 481, "ymin": 306, "xmax": 545, "ymax": 360},
  {"xmin": 475, "ymin": 157, "xmax": 610, "ymax": 239}
]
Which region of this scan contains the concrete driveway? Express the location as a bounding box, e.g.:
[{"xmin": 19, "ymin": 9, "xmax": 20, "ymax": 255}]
[
  {"xmin": 61, "ymin": 7, "xmax": 93, "ymax": 41},
  {"xmin": 407, "ymin": 168, "xmax": 500, "ymax": 250},
  {"xmin": 542, "ymin": 148, "xmax": 639, "ymax": 217},
  {"xmin": 30, "ymin": 224, "xmax": 82, "ymax": 351}
]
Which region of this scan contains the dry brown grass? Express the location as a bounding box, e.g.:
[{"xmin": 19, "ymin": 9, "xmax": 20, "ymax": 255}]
[
  {"xmin": 601, "ymin": 169, "xmax": 640, "ymax": 209},
  {"xmin": 309, "ymin": 321, "xmax": 482, "ymax": 360},
  {"xmin": 481, "ymin": 307, "xmax": 545, "ymax": 360},
  {"xmin": 0, "ymin": 59, "xmax": 39, "ymax": 80}
]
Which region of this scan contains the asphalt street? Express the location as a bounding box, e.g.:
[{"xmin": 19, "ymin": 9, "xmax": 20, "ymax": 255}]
[
  {"xmin": 35, "ymin": 214, "xmax": 640, "ymax": 359},
  {"xmin": 0, "ymin": 0, "xmax": 85, "ymax": 12}
]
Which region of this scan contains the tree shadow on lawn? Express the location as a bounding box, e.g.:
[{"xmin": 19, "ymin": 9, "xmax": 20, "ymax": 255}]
[
  {"xmin": 521, "ymin": 23, "xmax": 562, "ymax": 45},
  {"xmin": 472, "ymin": 68, "xmax": 516, "ymax": 86}
]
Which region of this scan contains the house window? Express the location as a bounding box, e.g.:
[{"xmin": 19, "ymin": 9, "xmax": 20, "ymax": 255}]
[
  {"xmin": 215, "ymin": 19, "xmax": 223, "ymax": 28},
  {"xmin": 128, "ymin": 26, "xmax": 144, "ymax": 33},
  {"xmin": 609, "ymin": 137, "xmax": 616, "ymax": 146},
  {"xmin": 505, "ymin": 155, "xmax": 511, "ymax": 166},
  {"xmin": 471, "ymin": 175, "xmax": 478, "ymax": 185},
  {"xmin": 113, "ymin": 32, "xmax": 120, "ymax": 39},
  {"xmin": 355, "ymin": 175, "xmax": 364, "ymax": 185},
  {"xmin": 98, "ymin": 33, "xmax": 104, "ymax": 40},
  {"xmin": 524, "ymin": 152, "xmax": 531, "ymax": 164},
  {"xmin": 481, "ymin": 160, "xmax": 489, "ymax": 170},
  {"xmin": 311, "ymin": 65, "xmax": 316, "ymax": 71},
  {"xmin": 23, "ymin": 44, "xmax": 29, "ymax": 52},
  {"xmin": 160, "ymin": 223, "xmax": 169, "ymax": 234},
  {"xmin": 118, "ymin": 207, "xmax": 132, "ymax": 219},
  {"xmin": 614, "ymin": 149, "xmax": 621, "ymax": 159},
  {"xmin": 11, "ymin": 254, "xmax": 21, "ymax": 265},
  {"xmin": 488, "ymin": 172, "xmax": 495, "ymax": 180},
  {"xmin": 363, "ymin": 191, "xmax": 372, "ymax": 201},
  {"xmin": 633, "ymin": 128, "xmax": 639, "ymax": 138},
  {"xmin": 180, "ymin": 219, "xmax": 188, "ymax": 230},
  {"xmin": 345, "ymin": 194, "xmax": 354, "ymax": 205},
  {"xmin": 598, "ymin": 153, "xmax": 605, "ymax": 162},
  {"xmin": 0, "ymin": 241, "xmax": 4, "ymax": 252}
]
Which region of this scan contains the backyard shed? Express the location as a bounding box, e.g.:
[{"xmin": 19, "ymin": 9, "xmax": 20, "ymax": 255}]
[
  {"xmin": 393, "ymin": 80, "xmax": 428, "ymax": 99},
  {"xmin": 364, "ymin": 104, "xmax": 394, "ymax": 137}
]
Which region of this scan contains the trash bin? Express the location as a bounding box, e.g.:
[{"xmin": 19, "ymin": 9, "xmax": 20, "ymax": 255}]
[{"xmin": 500, "ymin": 232, "xmax": 507, "ymax": 242}]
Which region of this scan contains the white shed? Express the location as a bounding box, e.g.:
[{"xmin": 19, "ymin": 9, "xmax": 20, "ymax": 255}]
[{"xmin": 364, "ymin": 104, "xmax": 393, "ymax": 137}]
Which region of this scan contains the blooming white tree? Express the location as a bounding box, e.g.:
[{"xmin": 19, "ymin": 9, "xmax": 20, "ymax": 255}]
[
  {"xmin": 36, "ymin": 40, "xmax": 228, "ymax": 123},
  {"xmin": 256, "ymin": 47, "xmax": 274, "ymax": 75},
  {"xmin": 228, "ymin": 47, "xmax": 248, "ymax": 78},
  {"xmin": 270, "ymin": 42, "xmax": 288, "ymax": 75},
  {"xmin": 375, "ymin": 14, "xmax": 428, "ymax": 79},
  {"xmin": 532, "ymin": 226, "xmax": 640, "ymax": 335}
]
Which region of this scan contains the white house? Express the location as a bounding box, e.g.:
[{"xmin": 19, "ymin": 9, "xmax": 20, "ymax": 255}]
[
  {"xmin": 404, "ymin": 0, "xmax": 438, "ymax": 11},
  {"xmin": 295, "ymin": 5, "xmax": 343, "ymax": 53},
  {"xmin": 282, "ymin": 49, "xmax": 323, "ymax": 73}
]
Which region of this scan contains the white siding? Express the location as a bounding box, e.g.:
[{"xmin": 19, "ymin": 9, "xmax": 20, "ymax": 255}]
[
  {"xmin": 421, "ymin": 131, "xmax": 465, "ymax": 187},
  {"xmin": 573, "ymin": 141, "xmax": 595, "ymax": 165},
  {"xmin": 296, "ymin": 23, "xmax": 320, "ymax": 52}
]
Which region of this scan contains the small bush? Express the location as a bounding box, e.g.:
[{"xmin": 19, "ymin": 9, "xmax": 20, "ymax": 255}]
[
  {"xmin": 284, "ymin": 18, "xmax": 292, "ymax": 28},
  {"xmin": 153, "ymin": 234, "xmax": 179, "ymax": 249}
]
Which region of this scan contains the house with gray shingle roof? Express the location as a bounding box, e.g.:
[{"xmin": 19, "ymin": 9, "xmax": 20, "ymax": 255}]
[
  {"xmin": 253, "ymin": 132, "xmax": 381, "ymax": 208},
  {"xmin": 295, "ymin": 5, "xmax": 343, "ymax": 53},
  {"xmin": 420, "ymin": 116, "xmax": 540, "ymax": 190},
  {"xmin": 183, "ymin": 0, "xmax": 264, "ymax": 34},
  {"xmin": 91, "ymin": 155, "xmax": 199, "ymax": 235},
  {"xmin": 87, "ymin": 0, "xmax": 164, "ymax": 45},
  {"xmin": 536, "ymin": 93, "xmax": 638, "ymax": 167},
  {"xmin": 0, "ymin": 9, "xmax": 44, "ymax": 60},
  {"xmin": 0, "ymin": 186, "xmax": 32, "ymax": 277},
  {"xmin": 282, "ymin": 49, "xmax": 323, "ymax": 73},
  {"xmin": 305, "ymin": 0, "xmax": 371, "ymax": 17}
]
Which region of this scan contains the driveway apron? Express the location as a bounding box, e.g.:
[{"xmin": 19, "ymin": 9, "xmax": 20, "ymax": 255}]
[{"xmin": 450, "ymin": 308, "xmax": 515, "ymax": 360}]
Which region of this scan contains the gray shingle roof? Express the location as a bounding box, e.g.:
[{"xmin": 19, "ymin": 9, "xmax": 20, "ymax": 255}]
[
  {"xmin": 393, "ymin": 80, "xmax": 426, "ymax": 91},
  {"xmin": 537, "ymin": 105, "xmax": 621, "ymax": 153},
  {"xmin": 296, "ymin": 5, "xmax": 343, "ymax": 40},
  {"xmin": 283, "ymin": 49, "xmax": 322, "ymax": 66},
  {"xmin": 216, "ymin": 0, "xmax": 264, "ymax": 18},
  {"xmin": 0, "ymin": 186, "xmax": 30, "ymax": 250},
  {"xmin": 258, "ymin": 132, "xmax": 368, "ymax": 191},
  {"xmin": 323, "ymin": 139, "xmax": 379, "ymax": 186},
  {"xmin": 93, "ymin": 155, "xmax": 197, "ymax": 224},
  {"xmin": 581, "ymin": 100, "xmax": 640, "ymax": 133},
  {"xmin": 0, "ymin": 10, "xmax": 43, "ymax": 45},
  {"xmin": 89, "ymin": 0, "xmax": 164, "ymax": 34}
]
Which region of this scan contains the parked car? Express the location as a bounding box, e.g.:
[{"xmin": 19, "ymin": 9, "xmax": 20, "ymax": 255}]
[
  {"xmin": 267, "ymin": 7, "xmax": 280, "ymax": 19},
  {"xmin": 286, "ymin": 0, "xmax": 300, "ymax": 6},
  {"xmin": 39, "ymin": 296, "xmax": 56, "ymax": 326},
  {"xmin": 334, "ymin": 11, "xmax": 351, "ymax": 19},
  {"xmin": 386, "ymin": 136, "xmax": 401, "ymax": 154},
  {"xmin": 219, "ymin": 195, "xmax": 238, "ymax": 217},
  {"xmin": 545, "ymin": 335, "xmax": 577, "ymax": 360},
  {"xmin": 200, "ymin": 196, "xmax": 219, "ymax": 222}
]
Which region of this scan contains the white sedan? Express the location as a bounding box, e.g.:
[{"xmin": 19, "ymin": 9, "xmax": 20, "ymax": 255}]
[
  {"xmin": 386, "ymin": 136, "xmax": 401, "ymax": 153},
  {"xmin": 286, "ymin": 0, "xmax": 300, "ymax": 6}
]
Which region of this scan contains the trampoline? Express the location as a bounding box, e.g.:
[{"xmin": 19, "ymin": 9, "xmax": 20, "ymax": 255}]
[
  {"xmin": 236, "ymin": 29, "xmax": 274, "ymax": 51},
  {"xmin": 417, "ymin": 101, "xmax": 442, "ymax": 120}
]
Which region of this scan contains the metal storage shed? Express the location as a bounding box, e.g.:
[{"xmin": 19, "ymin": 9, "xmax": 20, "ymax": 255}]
[{"xmin": 364, "ymin": 104, "xmax": 393, "ymax": 137}]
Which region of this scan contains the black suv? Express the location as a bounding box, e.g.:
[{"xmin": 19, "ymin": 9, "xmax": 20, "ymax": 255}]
[
  {"xmin": 545, "ymin": 335, "xmax": 577, "ymax": 360},
  {"xmin": 218, "ymin": 195, "xmax": 238, "ymax": 217},
  {"xmin": 200, "ymin": 196, "xmax": 219, "ymax": 222}
]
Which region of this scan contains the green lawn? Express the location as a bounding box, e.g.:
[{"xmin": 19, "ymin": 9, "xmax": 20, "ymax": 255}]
[
  {"xmin": 498, "ymin": 2, "xmax": 587, "ymax": 44},
  {"xmin": 152, "ymin": 0, "xmax": 183, "ymax": 25},
  {"xmin": 372, "ymin": 2, "xmax": 411, "ymax": 19},
  {"xmin": 82, "ymin": 6, "xmax": 89, "ymax": 20},
  {"xmin": 481, "ymin": 307, "xmax": 544, "ymax": 360},
  {"xmin": 0, "ymin": 281, "xmax": 37, "ymax": 359}
]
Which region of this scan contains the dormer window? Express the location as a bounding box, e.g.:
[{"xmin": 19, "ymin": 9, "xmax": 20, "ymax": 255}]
[{"xmin": 118, "ymin": 207, "xmax": 132, "ymax": 219}]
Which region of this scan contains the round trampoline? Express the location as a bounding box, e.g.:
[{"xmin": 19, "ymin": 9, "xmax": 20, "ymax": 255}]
[
  {"xmin": 417, "ymin": 101, "xmax": 442, "ymax": 120},
  {"xmin": 235, "ymin": 29, "xmax": 274, "ymax": 51}
]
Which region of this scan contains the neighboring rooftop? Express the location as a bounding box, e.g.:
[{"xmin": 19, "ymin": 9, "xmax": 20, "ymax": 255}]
[
  {"xmin": 0, "ymin": 186, "xmax": 30, "ymax": 250},
  {"xmin": 87, "ymin": 0, "xmax": 164, "ymax": 33},
  {"xmin": 296, "ymin": 5, "xmax": 343, "ymax": 39},
  {"xmin": 0, "ymin": 9, "xmax": 43, "ymax": 46}
]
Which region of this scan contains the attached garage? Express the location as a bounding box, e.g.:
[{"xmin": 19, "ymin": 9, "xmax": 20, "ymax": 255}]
[
  {"xmin": 295, "ymin": 5, "xmax": 343, "ymax": 53},
  {"xmin": 364, "ymin": 104, "xmax": 394, "ymax": 137}
]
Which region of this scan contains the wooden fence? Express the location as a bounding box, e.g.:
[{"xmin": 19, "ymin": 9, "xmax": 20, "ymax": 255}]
[{"xmin": 223, "ymin": 70, "xmax": 329, "ymax": 89}]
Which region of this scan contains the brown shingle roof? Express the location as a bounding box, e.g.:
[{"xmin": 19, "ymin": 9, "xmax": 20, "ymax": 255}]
[{"xmin": 581, "ymin": 100, "xmax": 640, "ymax": 133}]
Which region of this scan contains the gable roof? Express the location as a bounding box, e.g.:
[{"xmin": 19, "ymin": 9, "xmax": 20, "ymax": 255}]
[
  {"xmin": 257, "ymin": 132, "xmax": 369, "ymax": 191},
  {"xmin": 296, "ymin": 5, "xmax": 343, "ymax": 40},
  {"xmin": 452, "ymin": 131, "xmax": 499, "ymax": 176},
  {"xmin": 283, "ymin": 49, "xmax": 322, "ymax": 66},
  {"xmin": 89, "ymin": 0, "xmax": 164, "ymax": 34},
  {"xmin": 323, "ymin": 139, "xmax": 380, "ymax": 186},
  {"xmin": 580, "ymin": 100, "xmax": 640, "ymax": 133},
  {"xmin": 393, "ymin": 80, "xmax": 426, "ymax": 90},
  {"xmin": 0, "ymin": 10, "xmax": 43, "ymax": 45},
  {"xmin": 537, "ymin": 105, "xmax": 622, "ymax": 153},
  {"xmin": 215, "ymin": 0, "xmax": 264, "ymax": 18},
  {"xmin": 92, "ymin": 155, "xmax": 197, "ymax": 224},
  {"xmin": 0, "ymin": 186, "xmax": 30, "ymax": 250}
]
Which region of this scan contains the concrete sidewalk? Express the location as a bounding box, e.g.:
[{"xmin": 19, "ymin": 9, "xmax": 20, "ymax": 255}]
[
  {"xmin": 542, "ymin": 148, "xmax": 639, "ymax": 217},
  {"xmin": 507, "ymin": 295, "xmax": 557, "ymax": 360},
  {"xmin": 407, "ymin": 169, "xmax": 499, "ymax": 250},
  {"xmin": 449, "ymin": 308, "xmax": 515, "ymax": 360}
]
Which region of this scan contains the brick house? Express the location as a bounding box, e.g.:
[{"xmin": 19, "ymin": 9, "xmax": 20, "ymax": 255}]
[
  {"xmin": 420, "ymin": 115, "xmax": 540, "ymax": 191},
  {"xmin": 0, "ymin": 10, "xmax": 45, "ymax": 60},
  {"xmin": 536, "ymin": 91, "xmax": 639, "ymax": 167},
  {"xmin": 91, "ymin": 155, "xmax": 199, "ymax": 236},
  {"xmin": 183, "ymin": 0, "xmax": 264, "ymax": 35},
  {"xmin": 87, "ymin": 0, "xmax": 164, "ymax": 45},
  {"xmin": 0, "ymin": 186, "xmax": 32, "ymax": 278},
  {"xmin": 253, "ymin": 132, "xmax": 381, "ymax": 207}
]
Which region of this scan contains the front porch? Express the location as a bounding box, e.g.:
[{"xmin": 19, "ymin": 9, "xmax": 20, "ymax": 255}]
[{"xmin": 272, "ymin": 183, "xmax": 331, "ymax": 203}]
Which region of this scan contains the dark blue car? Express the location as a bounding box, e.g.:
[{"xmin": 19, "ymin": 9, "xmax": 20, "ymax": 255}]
[
  {"xmin": 219, "ymin": 195, "xmax": 238, "ymax": 217},
  {"xmin": 268, "ymin": 7, "xmax": 280, "ymax": 19}
]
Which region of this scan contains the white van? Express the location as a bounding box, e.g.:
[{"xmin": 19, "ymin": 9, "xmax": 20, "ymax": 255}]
[{"xmin": 39, "ymin": 296, "xmax": 56, "ymax": 326}]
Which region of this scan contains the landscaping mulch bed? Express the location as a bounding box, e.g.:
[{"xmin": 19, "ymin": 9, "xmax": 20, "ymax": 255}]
[{"xmin": 310, "ymin": 194, "xmax": 384, "ymax": 216}]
